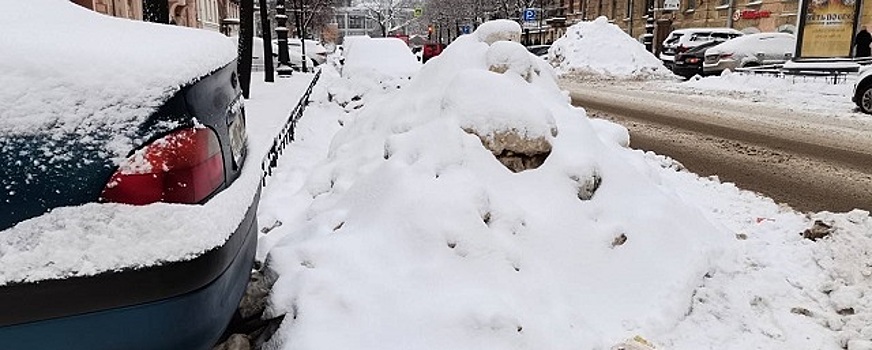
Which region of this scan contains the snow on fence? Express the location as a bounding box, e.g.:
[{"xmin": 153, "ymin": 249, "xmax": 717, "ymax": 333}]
[{"xmin": 261, "ymin": 70, "xmax": 322, "ymax": 186}]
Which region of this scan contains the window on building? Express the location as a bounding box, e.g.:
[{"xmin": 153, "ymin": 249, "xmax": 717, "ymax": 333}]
[
  {"xmin": 569, "ymin": 0, "xmax": 575, "ymax": 13},
  {"xmin": 719, "ymin": 0, "xmax": 729, "ymax": 6},
  {"xmin": 349, "ymin": 15, "xmax": 364, "ymax": 29},
  {"xmin": 686, "ymin": 0, "xmax": 696, "ymax": 10},
  {"xmin": 625, "ymin": 0, "xmax": 632, "ymax": 18}
]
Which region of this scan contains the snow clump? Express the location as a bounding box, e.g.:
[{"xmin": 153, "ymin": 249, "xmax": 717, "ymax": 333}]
[{"xmin": 550, "ymin": 16, "xmax": 675, "ymax": 81}]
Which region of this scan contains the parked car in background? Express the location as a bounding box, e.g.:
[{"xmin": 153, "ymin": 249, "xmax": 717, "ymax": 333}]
[
  {"xmin": 342, "ymin": 36, "xmax": 420, "ymax": 84},
  {"xmin": 672, "ymin": 40, "xmax": 725, "ymax": 79},
  {"xmin": 852, "ymin": 66, "xmax": 872, "ymax": 114},
  {"xmin": 526, "ymin": 44, "xmax": 551, "ymax": 57},
  {"xmin": 288, "ymin": 38, "xmax": 328, "ymax": 65},
  {"xmin": 271, "ymin": 39, "xmax": 320, "ymax": 71},
  {"xmin": 1, "ymin": 2, "xmax": 259, "ymax": 349},
  {"xmin": 660, "ymin": 28, "xmax": 744, "ymax": 70},
  {"xmin": 703, "ymin": 32, "xmax": 795, "ymax": 75}
]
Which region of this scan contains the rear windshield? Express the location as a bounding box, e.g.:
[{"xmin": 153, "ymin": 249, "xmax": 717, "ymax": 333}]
[{"xmin": 688, "ymin": 32, "xmax": 713, "ymax": 41}]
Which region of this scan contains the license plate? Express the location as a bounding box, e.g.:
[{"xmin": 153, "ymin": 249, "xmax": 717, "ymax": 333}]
[{"xmin": 228, "ymin": 99, "xmax": 247, "ymax": 169}]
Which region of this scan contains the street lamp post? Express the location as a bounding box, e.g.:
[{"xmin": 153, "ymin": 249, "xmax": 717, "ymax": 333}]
[{"xmin": 276, "ymin": 0, "xmax": 294, "ymax": 76}]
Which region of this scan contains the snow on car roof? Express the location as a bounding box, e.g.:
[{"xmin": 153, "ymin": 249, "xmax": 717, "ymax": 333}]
[
  {"xmin": 0, "ymin": 0, "xmax": 236, "ymax": 152},
  {"xmin": 342, "ymin": 37, "xmax": 420, "ymax": 81},
  {"xmin": 707, "ymin": 32, "xmax": 795, "ymax": 54}
]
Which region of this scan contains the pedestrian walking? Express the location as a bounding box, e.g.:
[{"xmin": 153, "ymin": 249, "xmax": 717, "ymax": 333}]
[{"xmin": 855, "ymin": 26, "xmax": 872, "ymax": 57}]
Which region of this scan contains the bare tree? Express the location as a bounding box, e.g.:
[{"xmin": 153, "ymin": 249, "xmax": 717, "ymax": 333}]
[
  {"xmin": 266, "ymin": 0, "xmax": 339, "ymax": 39},
  {"xmin": 357, "ymin": 0, "xmax": 421, "ymax": 36}
]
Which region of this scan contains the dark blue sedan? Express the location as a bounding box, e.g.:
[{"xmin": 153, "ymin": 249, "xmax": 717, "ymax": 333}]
[{"xmin": 0, "ymin": 2, "xmax": 259, "ymax": 349}]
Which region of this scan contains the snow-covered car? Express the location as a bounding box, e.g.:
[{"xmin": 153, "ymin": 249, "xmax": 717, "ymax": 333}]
[
  {"xmin": 703, "ymin": 32, "xmax": 795, "ymax": 75},
  {"xmin": 288, "ymin": 38, "xmax": 328, "ymax": 65},
  {"xmin": 672, "ymin": 40, "xmax": 724, "ymax": 79},
  {"xmin": 271, "ymin": 38, "xmax": 325, "ymax": 69},
  {"xmin": 659, "ymin": 28, "xmax": 743, "ymax": 70},
  {"xmin": 341, "ymin": 36, "xmax": 421, "ymax": 85},
  {"xmin": 526, "ymin": 44, "xmax": 551, "ymax": 57},
  {"xmin": 0, "ymin": 2, "xmax": 259, "ymax": 349}
]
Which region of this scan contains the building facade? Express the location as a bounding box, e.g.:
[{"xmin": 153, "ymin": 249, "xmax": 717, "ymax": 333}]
[
  {"xmin": 71, "ymin": 0, "xmax": 240, "ymax": 35},
  {"xmin": 535, "ymin": 0, "xmax": 800, "ymax": 52}
]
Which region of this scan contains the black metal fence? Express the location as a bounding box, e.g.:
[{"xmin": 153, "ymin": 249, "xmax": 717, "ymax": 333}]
[{"xmin": 261, "ymin": 70, "xmax": 322, "ymax": 186}]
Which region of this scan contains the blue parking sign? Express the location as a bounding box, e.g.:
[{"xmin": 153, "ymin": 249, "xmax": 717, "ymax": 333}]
[{"xmin": 523, "ymin": 9, "xmax": 536, "ymax": 21}]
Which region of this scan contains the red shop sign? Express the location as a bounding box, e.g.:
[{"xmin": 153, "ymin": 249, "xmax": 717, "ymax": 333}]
[{"xmin": 740, "ymin": 9, "xmax": 771, "ymax": 19}]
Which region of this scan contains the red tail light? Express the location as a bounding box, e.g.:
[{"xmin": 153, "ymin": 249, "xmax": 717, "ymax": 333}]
[
  {"xmin": 101, "ymin": 127, "xmax": 225, "ymax": 205},
  {"xmin": 720, "ymin": 53, "xmax": 733, "ymax": 59},
  {"xmin": 687, "ymin": 57, "xmax": 701, "ymax": 64}
]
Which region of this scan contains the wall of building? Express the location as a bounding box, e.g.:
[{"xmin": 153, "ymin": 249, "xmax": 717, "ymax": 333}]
[{"xmin": 551, "ymin": 0, "xmax": 799, "ymax": 50}]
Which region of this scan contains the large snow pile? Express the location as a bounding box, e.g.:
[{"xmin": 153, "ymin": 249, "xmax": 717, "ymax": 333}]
[
  {"xmin": 550, "ymin": 16, "xmax": 674, "ymax": 80},
  {"xmin": 261, "ymin": 20, "xmax": 728, "ymax": 349}
]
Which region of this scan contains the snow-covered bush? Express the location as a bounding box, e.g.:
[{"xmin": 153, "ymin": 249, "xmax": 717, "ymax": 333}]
[{"xmin": 550, "ymin": 16, "xmax": 675, "ymax": 80}]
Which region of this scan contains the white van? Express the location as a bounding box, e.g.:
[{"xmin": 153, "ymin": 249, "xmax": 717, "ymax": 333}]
[{"xmin": 659, "ymin": 28, "xmax": 743, "ymax": 69}]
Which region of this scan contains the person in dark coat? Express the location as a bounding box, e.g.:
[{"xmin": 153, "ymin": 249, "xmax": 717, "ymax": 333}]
[{"xmin": 855, "ymin": 26, "xmax": 872, "ymax": 57}]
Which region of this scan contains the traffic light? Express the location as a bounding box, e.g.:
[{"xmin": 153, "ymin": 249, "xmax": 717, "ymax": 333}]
[{"xmin": 428, "ymin": 25, "xmax": 433, "ymax": 40}]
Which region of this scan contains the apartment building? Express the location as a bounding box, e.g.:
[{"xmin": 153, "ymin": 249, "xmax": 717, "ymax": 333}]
[
  {"xmin": 563, "ymin": 0, "xmax": 799, "ymax": 51},
  {"xmin": 70, "ymin": 0, "xmax": 239, "ymax": 35}
]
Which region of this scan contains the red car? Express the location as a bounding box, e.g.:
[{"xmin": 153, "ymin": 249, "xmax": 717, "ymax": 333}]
[{"xmin": 422, "ymin": 43, "xmax": 444, "ymax": 63}]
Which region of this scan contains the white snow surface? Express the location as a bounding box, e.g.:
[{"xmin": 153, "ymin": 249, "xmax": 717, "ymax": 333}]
[
  {"xmin": 260, "ymin": 22, "xmax": 733, "ymax": 350},
  {"xmin": 549, "ymin": 17, "xmax": 675, "ymax": 80},
  {"xmin": 0, "ymin": 0, "xmax": 236, "ymax": 148}
]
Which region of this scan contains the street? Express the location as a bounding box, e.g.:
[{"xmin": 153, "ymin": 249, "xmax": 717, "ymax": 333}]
[{"xmin": 563, "ymin": 79, "xmax": 872, "ymax": 213}]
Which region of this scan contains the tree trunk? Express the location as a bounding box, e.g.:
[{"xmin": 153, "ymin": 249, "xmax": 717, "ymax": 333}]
[
  {"xmin": 143, "ymin": 0, "xmax": 169, "ymax": 23},
  {"xmin": 260, "ymin": 0, "xmax": 275, "ymax": 82},
  {"xmin": 238, "ymin": 0, "xmax": 254, "ymax": 98}
]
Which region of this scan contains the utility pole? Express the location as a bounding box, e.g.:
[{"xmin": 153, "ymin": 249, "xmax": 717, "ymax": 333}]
[{"xmin": 726, "ymin": 0, "xmax": 736, "ymax": 28}]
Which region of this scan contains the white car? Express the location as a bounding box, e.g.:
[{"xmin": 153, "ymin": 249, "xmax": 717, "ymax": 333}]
[
  {"xmin": 853, "ymin": 65, "xmax": 872, "ymax": 114},
  {"xmin": 270, "ymin": 38, "xmax": 323, "ymax": 70},
  {"xmin": 287, "ymin": 38, "xmax": 328, "ymax": 65},
  {"xmin": 703, "ymin": 32, "xmax": 795, "ymax": 75},
  {"xmin": 659, "ymin": 28, "xmax": 743, "ymax": 69}
]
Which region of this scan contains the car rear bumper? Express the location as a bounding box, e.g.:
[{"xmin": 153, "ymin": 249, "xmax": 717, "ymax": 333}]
[
  {"xmin": 703, "ymin": 59, "xmax": 737, "ymax": 74},
  {"xmin": 673, "ymin": 64, "xmax": 704, "ymax": 78},
  {"xmin": 0, "ymin": 190, "xmax": 260, "ymax": 350}
]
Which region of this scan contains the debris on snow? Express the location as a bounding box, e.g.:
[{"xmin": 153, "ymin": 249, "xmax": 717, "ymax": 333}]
[{"xmin": 803, "ymin": 219, "xmax": 834, "ymax": 241}]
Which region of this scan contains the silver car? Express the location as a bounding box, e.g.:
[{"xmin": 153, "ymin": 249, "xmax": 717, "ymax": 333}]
[{"xmin": 703, "ymin": 32, "xmax": 795, "ymax": 74}]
